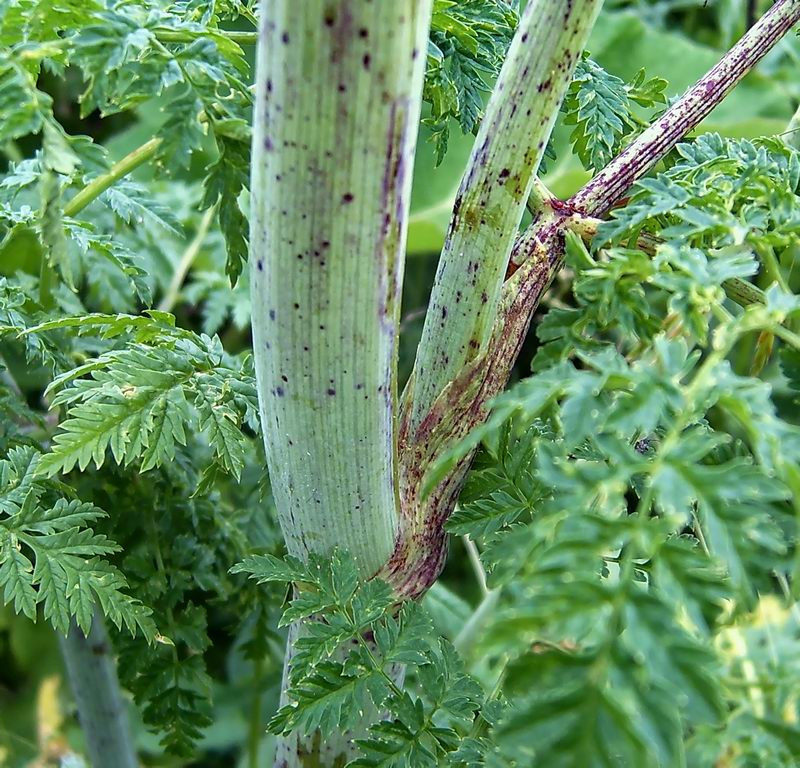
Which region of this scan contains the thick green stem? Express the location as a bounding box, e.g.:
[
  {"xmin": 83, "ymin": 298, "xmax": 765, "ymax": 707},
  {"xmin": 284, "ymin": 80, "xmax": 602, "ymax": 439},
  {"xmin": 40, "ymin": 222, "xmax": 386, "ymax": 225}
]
[
  {"xmin": 59, "ymin": 613, "xmax": 137, "ymax": 768},
  {"xmin": 250, "ymin": 0, "xmax": 430, "ymax": 580},
  {"xmin": 407, "ymin": 0, "xmax": 604, "ymax": 433},
  {"xmin": 249, "ymin": 9, "xmax": 430, "ymax": 761}
]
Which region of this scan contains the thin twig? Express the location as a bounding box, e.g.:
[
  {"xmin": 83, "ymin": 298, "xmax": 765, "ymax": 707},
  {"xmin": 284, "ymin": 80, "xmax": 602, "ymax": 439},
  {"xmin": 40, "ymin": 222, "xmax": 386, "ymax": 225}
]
[
  {"xmin": 158, "ymin": 205, "xmax": 217, "ymax": 313},
  {"xmin": 64, "ymin": 138, "xmax": 163, "ymax": 218},
  {"xmin": 454, "ymin": 536, "xmax": 499, "ymax": 654},
  {"xmin": 570, "ymin": 0, "xmax": 800, "ymax": 217}
]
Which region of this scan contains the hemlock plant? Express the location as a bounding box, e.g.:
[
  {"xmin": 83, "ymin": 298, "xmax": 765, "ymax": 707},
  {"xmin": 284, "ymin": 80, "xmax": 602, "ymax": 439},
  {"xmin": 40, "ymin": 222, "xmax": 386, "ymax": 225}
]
[{"xmin": 1, "ymin": 0, "xmax": 800, "ymax": 766}]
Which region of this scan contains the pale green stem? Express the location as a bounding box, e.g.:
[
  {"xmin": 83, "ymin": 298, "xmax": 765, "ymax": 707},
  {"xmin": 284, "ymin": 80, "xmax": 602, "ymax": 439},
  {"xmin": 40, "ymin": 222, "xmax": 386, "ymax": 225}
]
[
  {"xmin": 785, "ymin": 102, "xmax": 800, "ymax": 150},
  {"xmin": 59, "ymin": 612, "xmax": 138, "ymax": 768},
  {"xmin": 454, "ymin": 536, "xmax": 499, "ymax": 655},
  {"xmin": 250, "ymin": 9, "xmax": 431, "ymax": 761},
  {"xmin": 407, "ymin": 0, "xmax": 604, "ymax": 432},
  {"xmin": 157, "ymin": 204, "xmax": 217, "ymax": 313},
  {"xmin": 64, "ymin": 138, "xmax": 162, "ymax": 218},
  {"xmin": 249, "ymin": 0, "xmax": 431, "ymax": 580},
  {"xmin": 155, "ymin": 28, "xmax": 257, "ymax": 45}
]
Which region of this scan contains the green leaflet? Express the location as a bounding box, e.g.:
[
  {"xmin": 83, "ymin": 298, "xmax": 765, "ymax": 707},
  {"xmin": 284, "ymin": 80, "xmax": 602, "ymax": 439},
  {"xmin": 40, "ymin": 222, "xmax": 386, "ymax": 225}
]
[
  {"xmin": 233, "ymin": 550, "xmax": 496, "ymax": 766},
  {"xmin": 26, "ymin": 316, "xmax": 258, "ymax": 479},
  {"xmin": 0, "ymin": 446, "xmax": 155, "ymax": 639}
]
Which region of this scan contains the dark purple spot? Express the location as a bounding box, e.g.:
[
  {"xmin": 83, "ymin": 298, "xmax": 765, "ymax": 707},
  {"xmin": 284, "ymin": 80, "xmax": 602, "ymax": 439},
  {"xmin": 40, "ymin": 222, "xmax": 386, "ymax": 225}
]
[
  {"xmin": 269, "ymin": 309, "xmax": 276, "ymax": 320},
  {"xmin": 275, "ymin": 386, "xmax": 285, "ymax": 396},
  {"xmin": 358, "ymin": 28, "xmax": 368, "ymax": 38},
  {"xmin": 342, "ymin": 192, "xmax": 354, "ymax": 204},
  {"xmin": 256, "ymin": 260, "xmax": 264, "ymax": 271},
  {"xmin": 327, "ymin": 388, "xmax": 336, "ymax": 396},
  {"xmin": 281, "ymin": 32, "xmax": 289, "ymax": 44},
  {"xmin": 362, "ymin": 53, "xmax": 371, "ymax": 69}
]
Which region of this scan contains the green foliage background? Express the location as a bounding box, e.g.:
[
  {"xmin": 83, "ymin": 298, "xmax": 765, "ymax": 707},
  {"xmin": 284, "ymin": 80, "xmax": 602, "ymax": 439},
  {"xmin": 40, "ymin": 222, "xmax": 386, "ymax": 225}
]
[{"xmin": 1, "ymin": 0, "xmax": 799, "ymax": 766}]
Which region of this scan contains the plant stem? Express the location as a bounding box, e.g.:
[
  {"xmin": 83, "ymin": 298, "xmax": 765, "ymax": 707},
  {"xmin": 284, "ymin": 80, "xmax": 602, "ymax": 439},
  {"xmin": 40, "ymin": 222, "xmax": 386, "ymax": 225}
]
[
  {"xmin": 403, "ymin": 2, "xmax": 800, "ymax": 571},
  {"xmin": 407, "ymin": 0, "xmax": 604, "ymax": 433},
  {"xmin": 570, "ymin": 0, "xmax": 800, "ymax": 218},
  {"xmin": 158, "ymin": 204, "xmax": 217, "ymax": 313},
  {"xmin": 59, "ymin": 612, "xmax": 138, "ymax": 768},
  {"xmin": 64, "ymin": 138, "xmax": 162, "ymax": 218},
  {"xmin": 155, "ymin": 28, "xmax": 257, "ymax": 45},
  {"xmin": 249, "ymin": 0, "xmax": 431, "ymax": 580},
  {"xmin": 493, "ymin": 0, "xmax": 800, "ymax": 395},
  {"xmin": 785, "ymin": 102, "xmax": 800, "ymax": 149}
]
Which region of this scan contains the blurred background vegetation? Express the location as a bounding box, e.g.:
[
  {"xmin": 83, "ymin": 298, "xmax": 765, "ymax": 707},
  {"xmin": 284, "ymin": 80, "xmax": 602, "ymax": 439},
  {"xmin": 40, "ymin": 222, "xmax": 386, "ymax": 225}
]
[{"xmin": 1, "ymin": 0, "xmax": 799, "ymax": 765}]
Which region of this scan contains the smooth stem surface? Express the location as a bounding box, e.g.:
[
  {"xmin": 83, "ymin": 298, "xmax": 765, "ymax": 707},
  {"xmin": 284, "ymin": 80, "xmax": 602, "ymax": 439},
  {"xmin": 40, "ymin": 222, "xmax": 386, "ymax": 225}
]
[
  {"xmin": 59, "ymin": 613, "xmax": 137, "ymax": 768},
  {"xmin": 407, "ymin": 0, "xmax": 603, "ymax": 432},
  {"xmin": 158, "ymin": 204, "xmax": 216, "ymax": 313},
  {"xmin": 64, "ymin": 138, "xmax": 162, "ymax": 218},
  {"xmin": 249, "ymin": 0, "xmax": 431, "ymax": 579},
  {"xmin": 570, "ymin": 0, "xmax": 800, "ymax": 217}
]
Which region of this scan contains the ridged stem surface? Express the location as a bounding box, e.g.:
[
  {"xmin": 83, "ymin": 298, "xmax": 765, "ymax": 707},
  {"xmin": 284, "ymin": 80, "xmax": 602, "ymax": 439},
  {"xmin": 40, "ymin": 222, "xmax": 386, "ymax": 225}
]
[
  {"xmin": 250, "ymin": 0, "xmax": 431, "ymax": 578},
  {"xmin": 407, "ymin": 0, "xmax": 604, "ymax": 432}
]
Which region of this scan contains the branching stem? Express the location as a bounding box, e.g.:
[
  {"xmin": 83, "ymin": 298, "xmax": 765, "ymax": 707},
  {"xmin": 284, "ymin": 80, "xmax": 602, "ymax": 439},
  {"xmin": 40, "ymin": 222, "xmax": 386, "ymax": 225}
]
[{"xmin": 570, "ymin": 0, "xmax": 800, "ymax": 218}]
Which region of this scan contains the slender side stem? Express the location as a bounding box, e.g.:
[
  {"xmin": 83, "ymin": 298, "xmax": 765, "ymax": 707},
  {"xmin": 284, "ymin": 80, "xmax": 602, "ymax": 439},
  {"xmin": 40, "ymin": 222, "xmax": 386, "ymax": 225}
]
[
  {"xmin": 59, "ymin": 612, "xmax": 138, "ymax": 768},
  {"xmin": 785, "ymin": 102, "xmax": 800, "ymax": 149},
  {"xmin": 407, "ymin": 0, "xmax": 603, "ymax": 432},
  {"xmin": 155, "ymin": 28, "xmax": 258, "ymax": 45},
  {"xmin": 250, "ymin": 0, "xmax": 431, "ymax": 580},
  {"xmin": 158, "ymin": 204, "xmax": 216, "ymax": 313},
  {"xmin": 570, "ymin": 0, "xmax": 800, "ymax": 218},
  {"xmin": 64, "ymin": 138, "xmax": 162, "ymax": 218},
  {"xmin": 454, "ymin": 537, "xmax": 498, "ymax": 654}
]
